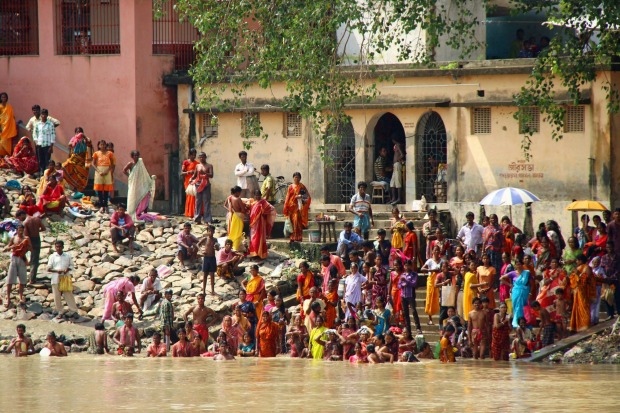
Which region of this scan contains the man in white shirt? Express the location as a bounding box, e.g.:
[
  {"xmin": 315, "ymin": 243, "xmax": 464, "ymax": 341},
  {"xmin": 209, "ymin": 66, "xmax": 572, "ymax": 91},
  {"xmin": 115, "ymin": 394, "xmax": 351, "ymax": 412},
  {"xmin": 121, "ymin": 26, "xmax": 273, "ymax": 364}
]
[
  {"xmin": 46, "ymin": 240, "xmax": 78, "ymax": 318},
  {"xmin": 344, "ymin": 262, "xmax": 367, "ymax": 317},
  {"xmin": 139, "ymin": 268, "xmax": 162, "ymax": 312},
  {"xmin": 25, "ymin": 104, "xmax": 60, "ymax": 134},
  {"xmin": 457, "ymin": 211, "xmax": 484, "ymax": 255},
  {"xmin": 234, "ymin": 151, "xmax": 258, "ymax": 198}
]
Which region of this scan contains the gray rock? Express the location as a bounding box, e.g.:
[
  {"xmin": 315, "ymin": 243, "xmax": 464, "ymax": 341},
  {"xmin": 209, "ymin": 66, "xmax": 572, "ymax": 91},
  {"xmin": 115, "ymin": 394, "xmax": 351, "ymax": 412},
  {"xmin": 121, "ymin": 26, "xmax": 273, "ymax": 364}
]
[
  {"xmin": 27, "ymin": 302, "xmax": 44, "ymax": 315},
  {"xmin": 101, "ymin": 254, "xmax": 115, "ymax": 263},
  {"xmin": 114, "ymin": 256, "xmax": 134, "ymax": 267},
  {"xmin": 73, "ymin": 280, "xmax": 95, "ymax": 293},
  {"xmin": 152, "ymin": 227, "xmax": 164, "ymax": 237}
]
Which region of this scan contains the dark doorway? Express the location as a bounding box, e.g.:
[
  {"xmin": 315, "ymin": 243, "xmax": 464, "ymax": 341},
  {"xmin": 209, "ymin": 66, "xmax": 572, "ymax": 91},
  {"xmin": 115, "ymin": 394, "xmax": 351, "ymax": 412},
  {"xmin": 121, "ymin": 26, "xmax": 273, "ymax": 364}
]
[
  {"xmin": 372, "ymin": 113, "xmax": 406, "ymax": 202},
  {"xmin": 325, "ymin": 121, "xmax": 356, "ymax": 204},
  {"xmin": 415, "ymin": 112, "xmax": 447, "ymax": 202}
]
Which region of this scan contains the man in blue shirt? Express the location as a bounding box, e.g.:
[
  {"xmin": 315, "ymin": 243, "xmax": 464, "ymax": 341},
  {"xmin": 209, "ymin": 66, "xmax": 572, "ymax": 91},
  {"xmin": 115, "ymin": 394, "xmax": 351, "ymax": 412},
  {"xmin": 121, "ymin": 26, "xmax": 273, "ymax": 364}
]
[{"xmin": 336, "ymin": 221, "xmax": 362, "ymax": 259}]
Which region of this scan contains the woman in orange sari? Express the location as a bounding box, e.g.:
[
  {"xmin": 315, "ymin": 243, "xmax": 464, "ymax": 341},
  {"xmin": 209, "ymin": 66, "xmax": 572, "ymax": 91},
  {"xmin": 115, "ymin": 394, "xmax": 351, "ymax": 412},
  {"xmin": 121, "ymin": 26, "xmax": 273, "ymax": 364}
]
[
  {"xmin": 476, "ymin": 253, "xmax": 497, "ymax": 309},
  {"xmin": 92, "ymin": 140, "xmax": 116, "ymax": 213},
  {"xmin": 249, "ymin": 189, "xmax": 276, "ymax": 260},
  {"xmin": 569, "ymin": 254, "xmax": 596, "ymax": 332},
  {"xmin": 62, "ymin": 128, "xmax": 92, "ymax": 192},
  {"xmin": 1, "ymin": 136, "xmax": 38, "ymax": 175},
  {"xmin": 0, "ymin": 92, "xmax": 17, "ymax": 156},
  {"xmin": 282, "ymin": 172, "xmax": 311, "ymax": 243},
  {"xmin": 243, "ymin": 264, "xmax": 266, "ymax": 320},
  {"xmin": 256, "ymin": 311, "xmax": 279, "ymax": 357},
  {"xmin": 181, "ymin": 149, "xmax": 199, "ymax": 217}
]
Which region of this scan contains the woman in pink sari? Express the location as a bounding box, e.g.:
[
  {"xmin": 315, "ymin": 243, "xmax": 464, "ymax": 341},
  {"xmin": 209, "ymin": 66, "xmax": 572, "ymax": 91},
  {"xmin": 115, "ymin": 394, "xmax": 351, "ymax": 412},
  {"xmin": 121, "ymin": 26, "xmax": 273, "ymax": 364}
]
[
  {"xmin": 536, "ymin": 258, "xmax": 567, "ymax": 316},
  {"xmin": 249, "ymin": 189, "xmax": 276, "ymax": 260},
  {"xmin": 102, "ymin": 276, "xmax": 142, "ymax": 321},
  {"xmin": 221, "ymin": 315, "xmax": 243, "ymax": 350}
]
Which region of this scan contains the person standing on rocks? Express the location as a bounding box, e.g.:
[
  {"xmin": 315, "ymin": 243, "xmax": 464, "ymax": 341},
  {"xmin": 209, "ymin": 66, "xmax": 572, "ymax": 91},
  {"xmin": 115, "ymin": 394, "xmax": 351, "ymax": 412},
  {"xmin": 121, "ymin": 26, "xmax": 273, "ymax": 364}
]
[
  {"xmin": 159, "ymin": 289, "xmax": 174, "ymax": 350},
  {"xmin": 234, "ymin": 150, "xmax": 259, "ymax": 199},
  {"xmin": 4, "ymin": 224, "xmax": 31, "ymax": 308},
  {"xmin": 16, "ymin": 209, "xmax": 45, "ymax": 284},
  {"xmin": 192, "ymin": 152, "xmax": 213, "ymax": 225},
  {"xmin": 47, "ymin": 240, "xmax": 79, "ymax": 319},
  {"xmin": 184, "ymin": 293, "xmax": 217, "ymax": 346},
  {"xmin": 198, "ymin": 225, "xmax": 218, "ymax": 296},
  {"xmin": 101, "ymin": 275, "xmax": 142, "ymax": 321}
]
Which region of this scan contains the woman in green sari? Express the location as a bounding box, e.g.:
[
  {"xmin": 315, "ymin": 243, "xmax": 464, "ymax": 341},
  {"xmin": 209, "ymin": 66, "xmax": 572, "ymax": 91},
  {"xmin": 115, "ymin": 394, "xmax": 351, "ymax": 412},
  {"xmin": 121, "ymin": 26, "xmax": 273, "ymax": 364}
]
[{"xmin": 562, "ymin": 236, "xmax": 582, "ymax": 275}]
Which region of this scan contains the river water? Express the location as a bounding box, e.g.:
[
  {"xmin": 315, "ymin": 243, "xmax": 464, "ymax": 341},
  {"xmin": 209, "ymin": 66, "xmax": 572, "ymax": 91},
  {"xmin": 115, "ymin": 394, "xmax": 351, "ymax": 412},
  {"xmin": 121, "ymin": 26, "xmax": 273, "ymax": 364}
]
[{"xmin": 0, "ymin": 356, "xmax": 617, "ymax": 412}]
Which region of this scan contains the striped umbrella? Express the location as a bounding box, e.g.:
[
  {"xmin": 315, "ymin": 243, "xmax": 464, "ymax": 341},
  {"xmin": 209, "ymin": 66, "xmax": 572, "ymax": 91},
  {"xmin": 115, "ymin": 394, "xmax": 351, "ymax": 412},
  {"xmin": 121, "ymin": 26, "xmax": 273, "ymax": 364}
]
[
  {"xmin": 479, "ymin": 187, "xmax": 540, "ymax": 222},
  {"xmin": 479, "ymin": 187, "xmax": 540, "ymax": 206}
]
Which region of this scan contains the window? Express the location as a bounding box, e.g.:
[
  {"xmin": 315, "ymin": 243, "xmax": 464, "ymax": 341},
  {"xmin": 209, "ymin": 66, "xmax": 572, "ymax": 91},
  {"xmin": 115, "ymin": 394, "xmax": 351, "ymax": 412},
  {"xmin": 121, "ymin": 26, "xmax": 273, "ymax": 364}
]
[
  {"xmin": 198, "ymin": 113, "xmax": 218, "ymax": 139},
  {"xmin": 471, "ymin": 107, "xmax": 491, "ymax": 134},
  {"xmin": 285, "ymin": 113, "xmax": 302, "ymax": 137},
  {"xmin": 518, "ymin": 107, "xmax": 540, "ymax": 134},
  {"xmin": 0, "ymin": 0, "xmax": 39, "ymax": 56},
  {"xmin": 152, "ymin": 0, "xmax": 200, "ymax": 70},
  {"xmin": 242, "ymin": 112, "xmax": 260, "ymax": 137},
  {"xmin": 564, "ymin": 105, "xmax": 585, "ymax": 133},
  {"xmin": 54, "ymin": 0, "xmax": 120, "ymax": 55}
]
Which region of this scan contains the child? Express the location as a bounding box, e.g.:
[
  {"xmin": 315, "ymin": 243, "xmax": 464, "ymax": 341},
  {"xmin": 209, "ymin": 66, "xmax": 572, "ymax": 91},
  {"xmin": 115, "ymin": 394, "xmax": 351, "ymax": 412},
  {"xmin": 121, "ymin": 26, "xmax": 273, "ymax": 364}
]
[
  {"xmin": 159, "ymin": 289, "xmax": 174, "ymax": 351},
  {"xmin": 349, "ymin": 342, "xmax": 367, "ymax": 363},
  {"xmin": 554, "ymin": 288, "xmax": 568, "ymax": 339},
  {"xmin": 416, "ymin": 342, "xmax": 434, "ymax": 359},
  {"xmin": 238, "ymin": 332, "xmax": 256, "ymax": 357},
  {"xmin": 512, "ymin": 316, "xmax": 535, "ymax": 358},
  {"xmin": 88, "ymin": 322, "xmax": 109, "ymax": 355},
  {"xmin": 480, "ymin": 297, "xmax": 494, "ymax": 356},
  {"xmin": 372, "ymin": 296, "xmax": 391, "ymax": 336},
  {"xmin": 440, "ymin": 325, "xmax": 456, "ymax": 363},
  {"xmin": 531, "ymin": 301, "xmax": 554, "ymax": 348},
  {"xmin": 198, "ymin": 225, "xmax": 218, "ymax": 296}
]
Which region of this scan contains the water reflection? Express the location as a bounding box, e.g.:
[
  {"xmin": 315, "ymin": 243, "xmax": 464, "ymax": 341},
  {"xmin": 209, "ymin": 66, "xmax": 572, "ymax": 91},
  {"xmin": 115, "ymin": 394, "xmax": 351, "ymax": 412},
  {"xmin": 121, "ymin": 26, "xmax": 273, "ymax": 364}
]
[{"xmin": 0, "ymin": 357, "xmax": 617, "ymax": 412}]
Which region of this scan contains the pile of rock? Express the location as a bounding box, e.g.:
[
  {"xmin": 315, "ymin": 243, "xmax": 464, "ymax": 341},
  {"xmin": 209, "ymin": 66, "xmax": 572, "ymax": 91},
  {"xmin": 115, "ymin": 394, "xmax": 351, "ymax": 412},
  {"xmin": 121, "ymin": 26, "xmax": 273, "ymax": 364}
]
[{"xmin": 0, "ymin": 170, "xmax": 303, "ymax": 346}]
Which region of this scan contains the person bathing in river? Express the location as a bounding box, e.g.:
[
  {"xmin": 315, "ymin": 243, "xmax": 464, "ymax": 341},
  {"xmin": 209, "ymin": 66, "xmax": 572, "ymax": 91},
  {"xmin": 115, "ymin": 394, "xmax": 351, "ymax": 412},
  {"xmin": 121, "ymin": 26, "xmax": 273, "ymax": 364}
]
[{"xmin": 184, "ymin": 293, "xmax": 217, "ymax": 346}]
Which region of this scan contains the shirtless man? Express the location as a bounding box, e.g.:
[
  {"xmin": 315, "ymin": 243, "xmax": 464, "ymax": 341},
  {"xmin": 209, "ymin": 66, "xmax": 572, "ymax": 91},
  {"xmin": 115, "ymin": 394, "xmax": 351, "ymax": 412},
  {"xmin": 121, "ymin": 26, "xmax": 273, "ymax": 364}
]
[
  {"xmin": 183, "ymin": 293, "xmax": 217, "ymax": 346},
  {"xmin": 4, "ymin": 224, "xmax": 31, "ymax": 307},
  {"xmin": 7, "ymin": 324, "xmax": 34, "ymax": 357},
  {"xmin": 213, "ymin": 342, "xmax": 236, "ymax": 360},
  {"xmin": 112, "ymin": 291, "xmax": 133, "ymax": 323},
  {"xmin": 16, "ymin": 209, "xmax": 45, "ymax": 284},
  {"xmin": 146, "ymin": 332, "xmax": 167, "ymax": 357},
  {"xmin": 44, "ymin": 331, "xmax": 67, "ymax": 357},
  {"xmin": 467, "ymin": 297, "xmax": 486, "ymax": 359},
  {"xmin": 113, "ymin": 313, "xmax": 141, "ymax": 356},
  {"xmin": 367, "ymin": 343, "xmax": 388, "ymax": 364},
  {"xmin": 198, "ymin": 225, "xmax": 218, "ymax": 295},
  {"xmin": 532, "ymin": 300, "xmax": 555, "ymax": 347},
  {"xmin": 192, "ymin": 152, "xmax": 214, "ymax": 225}
]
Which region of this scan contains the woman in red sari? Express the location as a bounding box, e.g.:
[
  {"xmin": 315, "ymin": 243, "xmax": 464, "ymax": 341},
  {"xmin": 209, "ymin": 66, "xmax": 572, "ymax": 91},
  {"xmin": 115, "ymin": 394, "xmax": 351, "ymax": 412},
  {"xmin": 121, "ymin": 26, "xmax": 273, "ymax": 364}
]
[
  {"xmin": 38, "ymin": 175, "xmax": 67, "ymax": 214},
  {"xmin": 256, "ymin": 311, "xmax": 280, "ymax": 357},
  {"xmin": 249, "ymin": 190, "xmax": 276, "ymax": 260},
  {"xmin": 181, "ymin": 149, "xmax": 199, "ymax": 217},
  {"xmin": 282, "ymin": 172, "xmax": 311, "ymax": 242},
  {"xmin": 536, "ymin": 258, "xmax": 567, "ymax": 316},
  {"xmin": 1, "ymin": 137, "xmax": 38, "ymax": 175},
  {"xmin": 389, "ymin": 258, "xmax": 404, "ymax": 325}
]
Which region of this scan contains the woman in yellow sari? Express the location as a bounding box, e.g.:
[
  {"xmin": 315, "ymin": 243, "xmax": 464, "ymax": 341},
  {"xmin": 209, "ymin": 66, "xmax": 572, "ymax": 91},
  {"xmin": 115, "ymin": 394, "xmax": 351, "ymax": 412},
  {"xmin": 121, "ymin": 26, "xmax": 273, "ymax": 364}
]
[
  {"xmin": 569, "ymin": 254, "xmax": 596, "ymax": 332},
  {"xmin": 0, "ymin": 92, "xmax": 17, "ymax": 156},
  {"xmin": 224, "ymin": 186, "xmax": 247, "ymax": 251},
  {"xmin": 421, "ymin": 245, "xmax": 442, "ymax": 325},
  {"xmin": 37, "ymin": 160, "xmax": 64, "ymax": 197},
  {"xmin": 308, "ymin": 315, "xmax": 327, "ymax": 359},
  {"xmin": 282, "ymin": 172, "xmax": 311, "ymax": 243},
  {"xmin": 243, "ymin": 264, "xmax": 266, "ymax": 320},
  {"xmin": 92, "ymin": 140, "xmax": 116, "ymax": 213},
  {"xmin": 62, "ymin": 127, "xmax": 92, "ymax": 192}
]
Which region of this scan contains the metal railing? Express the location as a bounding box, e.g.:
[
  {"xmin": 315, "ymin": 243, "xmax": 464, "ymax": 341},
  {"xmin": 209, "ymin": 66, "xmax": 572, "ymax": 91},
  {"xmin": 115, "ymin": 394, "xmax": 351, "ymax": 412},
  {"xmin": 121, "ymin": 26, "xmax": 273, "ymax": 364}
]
[
  {"xmin": 152, "ymin": 0, "xmax": 200, "ymax": 70},
  {"xmin": 0, "ymin": 0, "xmax": 39, "ymax": 56},
  {"xmin": 54, "ymin": 0, "xmax": 120, "ymax": 56}
]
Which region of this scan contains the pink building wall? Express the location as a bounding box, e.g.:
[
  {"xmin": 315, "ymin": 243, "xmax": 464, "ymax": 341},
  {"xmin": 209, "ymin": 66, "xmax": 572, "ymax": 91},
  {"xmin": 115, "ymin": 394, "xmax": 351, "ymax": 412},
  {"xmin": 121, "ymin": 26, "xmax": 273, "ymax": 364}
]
[{"xmin": 0, "ymin": 0, "xmax": 178, "ymax": 200}]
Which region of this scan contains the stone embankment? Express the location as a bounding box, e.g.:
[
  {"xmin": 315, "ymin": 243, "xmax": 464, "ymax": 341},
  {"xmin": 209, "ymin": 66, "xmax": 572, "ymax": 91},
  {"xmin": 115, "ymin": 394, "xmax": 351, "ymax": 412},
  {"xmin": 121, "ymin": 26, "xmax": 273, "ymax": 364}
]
[{"xmin": 0, "ymin": 171, "xmax": 306, "ymax": 352}]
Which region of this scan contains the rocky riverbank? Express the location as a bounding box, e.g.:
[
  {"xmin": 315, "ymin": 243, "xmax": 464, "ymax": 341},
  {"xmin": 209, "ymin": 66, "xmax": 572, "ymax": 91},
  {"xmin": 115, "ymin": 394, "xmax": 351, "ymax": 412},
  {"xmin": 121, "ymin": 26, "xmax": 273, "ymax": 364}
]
[
  {"xmin": 0, "ymin": 171, "xmax": 308, "ymax": 353},
  {"xmin": 546, "ymin": 321, "xmax": 620, "ymax": 364}
]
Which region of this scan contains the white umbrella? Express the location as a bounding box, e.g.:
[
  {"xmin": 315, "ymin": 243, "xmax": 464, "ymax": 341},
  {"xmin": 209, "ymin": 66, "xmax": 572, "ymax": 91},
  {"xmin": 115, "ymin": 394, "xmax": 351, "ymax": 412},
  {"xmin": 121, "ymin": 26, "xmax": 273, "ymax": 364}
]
[{"xmin": 479, "ymin": 187, "xmax": 541, "ymax": 221}]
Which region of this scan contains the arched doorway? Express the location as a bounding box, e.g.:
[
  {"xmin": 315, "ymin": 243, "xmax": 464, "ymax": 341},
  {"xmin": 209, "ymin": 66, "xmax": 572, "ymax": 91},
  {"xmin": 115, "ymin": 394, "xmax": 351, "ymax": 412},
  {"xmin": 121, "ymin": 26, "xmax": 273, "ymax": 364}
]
[
  {"xmin": 415, "ymin": 111, "xmax": 447, "ymax": 202},
  {"xmin": 325, "ymin": 121, "xmax": 356, "ymax": 203},
  {"xmin": 371, "ymin": 113, "xmax": 406, "ymax": 203}
]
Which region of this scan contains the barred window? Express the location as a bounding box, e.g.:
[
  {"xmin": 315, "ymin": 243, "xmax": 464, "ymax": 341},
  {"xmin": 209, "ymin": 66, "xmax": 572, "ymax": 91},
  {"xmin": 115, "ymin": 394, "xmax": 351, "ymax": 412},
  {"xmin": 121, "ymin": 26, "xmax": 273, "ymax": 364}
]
[
  {"xmin": 0, "ymin": 0, "xmax": 39, "ymax": 56},
  {"xmin": 152, "ymin": 0, "xmax": 200, "ymax": 70},
  {"xmin": 471, "ymin": 107, "xmax": 491, "ymax": 134},
  {"xmin": 54, "ymin": 0, "xmax": 120, "ymax": 56},
  {"xmin": 285, "ymin": 113, "xmax": 302, "ymax": 137},
  {"xmin": 564, "ymin": 105, "xmax": 585, "ymax": 133},
  {"xmin": 242, "ymin": 112, "xmax": 260, "ymax": 137},
  {"xmin": 518, "ymin": 107, "xmax": 540, "ymax": 134},
  {"xmin": 199, "ymin": 113, "xmax": 218, "ymax": 139}
]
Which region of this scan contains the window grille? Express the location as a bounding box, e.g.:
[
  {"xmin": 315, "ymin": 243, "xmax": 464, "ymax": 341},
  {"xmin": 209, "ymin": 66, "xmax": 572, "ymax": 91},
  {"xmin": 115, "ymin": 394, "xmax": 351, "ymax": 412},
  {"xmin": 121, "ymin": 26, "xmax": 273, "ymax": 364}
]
[
  {"xmin": 0, "ymin": 0, "xmax": 39, "ymax": 56},
  {"xmin": 152, "ymin": 0, "xmax": 200, "ymax": 70},
  {"xmin": 472, "ymin": 107, "xmax": 491, "ymax": 134},
  {"xmin": 518, "ymin": 107, "xmax": 540, "ymax": 134},
  {"xmin": 285, "ymin": 113, "xmax": 302, "ymax": 137},
  {"xmin": 564, "ymin": 105, "xmax": 585, "ymax": 133},
  {"xmin": 54, "ymin": 0, "xmax": 120, "ymax": 55},
  {"xmin": 242, "ymin": 112, "xmax": 260, "ymax": 137},
  {"xmin": 199, "ymin": 113, "xmax": 218, "ymax": 138}
]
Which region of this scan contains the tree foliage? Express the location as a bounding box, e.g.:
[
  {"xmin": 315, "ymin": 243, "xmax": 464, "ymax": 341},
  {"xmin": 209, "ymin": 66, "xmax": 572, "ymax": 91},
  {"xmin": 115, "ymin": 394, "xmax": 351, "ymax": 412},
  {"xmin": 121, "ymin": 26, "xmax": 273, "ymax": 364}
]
[{"xmin": 157, "ymin": 1, "xmax": 620, "ymax": 159}]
